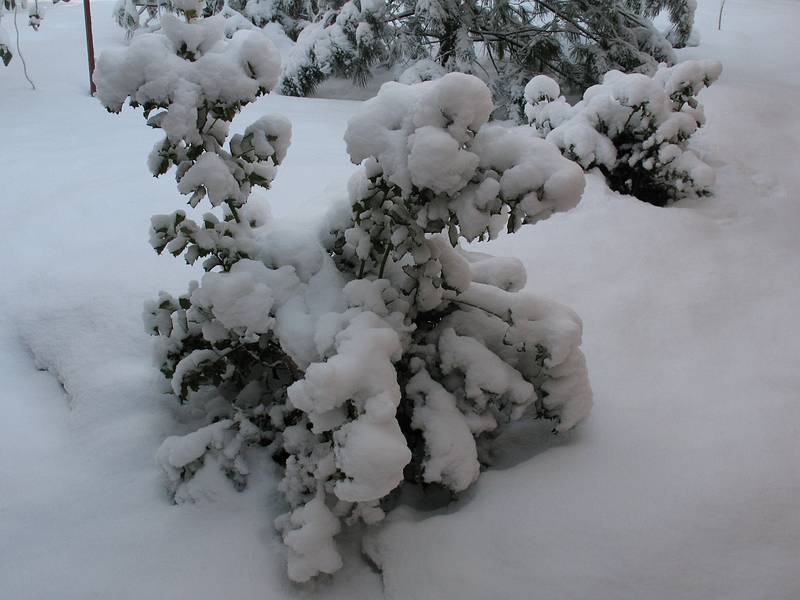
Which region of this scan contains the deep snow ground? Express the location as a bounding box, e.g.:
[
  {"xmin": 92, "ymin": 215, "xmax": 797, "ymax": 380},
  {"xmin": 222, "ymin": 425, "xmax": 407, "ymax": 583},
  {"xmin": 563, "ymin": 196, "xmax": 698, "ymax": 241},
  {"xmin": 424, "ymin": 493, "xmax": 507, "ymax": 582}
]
[{"xmin": 2, "ymin": 1, "xmax": 799, "ymax": 598}]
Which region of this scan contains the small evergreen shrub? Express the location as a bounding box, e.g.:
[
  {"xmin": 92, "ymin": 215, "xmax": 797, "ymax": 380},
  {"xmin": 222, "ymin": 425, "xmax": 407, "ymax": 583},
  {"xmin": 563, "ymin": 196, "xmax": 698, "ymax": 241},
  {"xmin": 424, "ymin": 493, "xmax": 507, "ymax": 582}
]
[
  {"xmin": 526, "ymin": 59, "xmax": 722, "ymax": 206},
  {"xmin": 96, "ymin": 11, "xmax": 593, "ymax": 581}
]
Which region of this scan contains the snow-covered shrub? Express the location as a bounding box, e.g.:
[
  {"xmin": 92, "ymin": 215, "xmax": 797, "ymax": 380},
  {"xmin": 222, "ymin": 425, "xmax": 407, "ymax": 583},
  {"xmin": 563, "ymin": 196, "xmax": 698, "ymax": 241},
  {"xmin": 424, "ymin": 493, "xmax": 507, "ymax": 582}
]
[
  {"xmin": 524, "ymin": 74, "xmax": 576, "ymax": 137},
  {"xmin": 95, "ymin": 3, "xmax": 299, "ymax": 499},
  {"xmin": 526, "ymin": 59, "xmax": 722, "ymax": 206},
  {"xmin": 97, "ymin": 19, "xmax": 593, "ymax": 580},
  {"xmin": 284, "ymin": 73, "xmax": 591, "ymax": 579}
]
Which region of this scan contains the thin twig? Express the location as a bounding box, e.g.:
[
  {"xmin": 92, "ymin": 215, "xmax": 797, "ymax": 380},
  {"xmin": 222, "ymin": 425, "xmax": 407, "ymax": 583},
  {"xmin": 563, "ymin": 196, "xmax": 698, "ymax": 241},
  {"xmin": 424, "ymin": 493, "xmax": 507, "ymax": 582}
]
[{"xmin": 13, "ymin": 4, "xmax": 35, "ymax": 90}]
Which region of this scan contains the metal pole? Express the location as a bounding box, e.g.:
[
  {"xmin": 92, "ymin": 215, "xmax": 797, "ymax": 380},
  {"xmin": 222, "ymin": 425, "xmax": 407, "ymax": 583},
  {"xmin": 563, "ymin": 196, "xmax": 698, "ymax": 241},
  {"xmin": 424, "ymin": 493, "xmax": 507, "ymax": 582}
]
[{"xmin": 83, "ymin": 0, "xmax": 96, "ymax": 95}]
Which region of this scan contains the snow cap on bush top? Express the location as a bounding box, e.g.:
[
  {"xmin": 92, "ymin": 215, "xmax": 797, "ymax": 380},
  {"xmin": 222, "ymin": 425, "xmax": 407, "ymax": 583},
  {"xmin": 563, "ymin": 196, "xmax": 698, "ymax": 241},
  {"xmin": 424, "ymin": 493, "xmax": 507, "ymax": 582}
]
[
  {"xmin": 95, "ymin": 18, "xmax": 281, "ymax": 114},
  {"xmin": 344, "ymin": 73, "xmax": 494, "ymax": 196}
]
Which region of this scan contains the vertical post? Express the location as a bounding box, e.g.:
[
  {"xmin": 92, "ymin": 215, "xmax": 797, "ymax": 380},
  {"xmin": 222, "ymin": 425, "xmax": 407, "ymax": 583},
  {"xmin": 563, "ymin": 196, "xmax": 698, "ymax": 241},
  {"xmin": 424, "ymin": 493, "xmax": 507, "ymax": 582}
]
[{"xmin": 83, "ymin": 0, "xmax": 96, "ymax": 95}]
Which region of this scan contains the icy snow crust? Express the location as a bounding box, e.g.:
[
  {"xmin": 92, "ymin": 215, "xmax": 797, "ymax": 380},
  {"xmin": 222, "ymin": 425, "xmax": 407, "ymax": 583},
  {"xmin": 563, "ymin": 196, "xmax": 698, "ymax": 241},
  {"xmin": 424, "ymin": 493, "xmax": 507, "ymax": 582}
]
[{"xmin": 3, "ymin": 1, "xmax": 800, "ymax": 598}]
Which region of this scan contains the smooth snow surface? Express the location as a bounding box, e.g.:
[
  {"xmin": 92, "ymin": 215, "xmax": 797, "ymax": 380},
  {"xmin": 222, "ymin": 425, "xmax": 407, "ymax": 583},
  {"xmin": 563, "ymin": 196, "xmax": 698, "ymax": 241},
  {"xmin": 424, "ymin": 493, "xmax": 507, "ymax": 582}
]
[{"xmin": 2, "ymin": 1, "xmax": 799, "ymax": 598}]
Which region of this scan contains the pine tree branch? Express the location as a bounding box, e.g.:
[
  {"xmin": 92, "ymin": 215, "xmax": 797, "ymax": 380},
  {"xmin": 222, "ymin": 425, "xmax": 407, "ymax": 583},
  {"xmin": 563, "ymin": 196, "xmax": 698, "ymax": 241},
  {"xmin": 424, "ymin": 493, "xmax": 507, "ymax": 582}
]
[
  {"xmin": 529, "ymin": 0, "xmax": 603, "ymax": 44},
  {"xmin": 384, "ymin": 9, "xmax": 415, "ymax": 23}
]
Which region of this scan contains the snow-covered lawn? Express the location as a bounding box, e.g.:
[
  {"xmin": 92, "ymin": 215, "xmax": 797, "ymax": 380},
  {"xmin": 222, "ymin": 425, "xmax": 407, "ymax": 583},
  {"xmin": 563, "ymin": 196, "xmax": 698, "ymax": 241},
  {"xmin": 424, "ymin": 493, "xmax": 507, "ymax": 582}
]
[{"xmin": 2, "ymin": 1, "xmax": 798, "ymax": 598}]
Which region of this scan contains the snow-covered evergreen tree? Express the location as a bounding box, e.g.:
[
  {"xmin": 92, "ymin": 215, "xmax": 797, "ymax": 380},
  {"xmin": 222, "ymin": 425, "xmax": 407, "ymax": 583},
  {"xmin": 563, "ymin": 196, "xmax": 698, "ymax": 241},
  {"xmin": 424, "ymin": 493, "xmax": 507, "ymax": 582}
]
[
  {"xmin": 399, "ymin": 0, "xmax": 475, "ymax": 71},
  {"xmin": 96, "ymin": 13, "xmax": 593, "ymax": 579},
  {"xmin": 273, "ymin": 73, "xmax": 593, "ymax": 579},
  {"xmin": 241, "ymin": 0, "xmax": 314, "ymax": 38},
  {"xmin": 628, "ymin": 0, "xmax": 697, "ymax": 48},
  {"xmin": 526, "ymin": 59, "xmax": 722, "ymax": 205},
  {"xmin": 279, "ymin": 0, "xmax": 385, "ymax": 96},
  {"xmin": 279, "ymin": 0, "xmax": 676, "ymax": 116}
]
